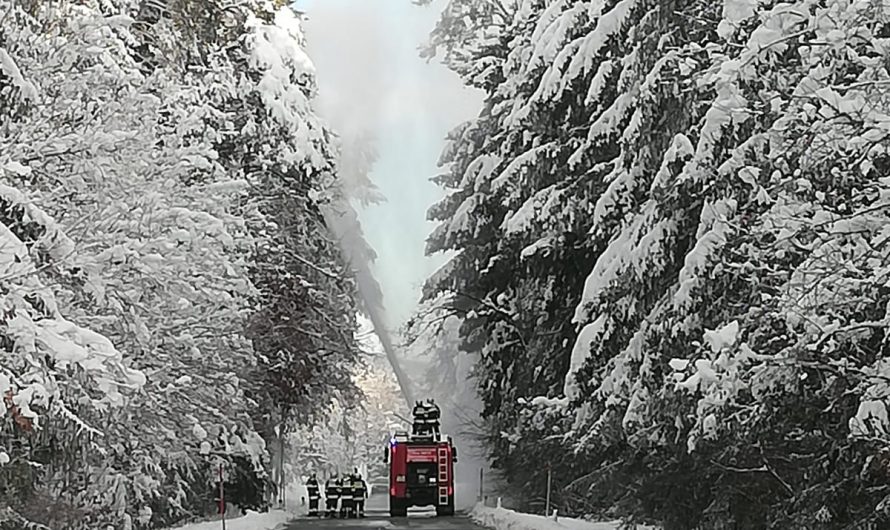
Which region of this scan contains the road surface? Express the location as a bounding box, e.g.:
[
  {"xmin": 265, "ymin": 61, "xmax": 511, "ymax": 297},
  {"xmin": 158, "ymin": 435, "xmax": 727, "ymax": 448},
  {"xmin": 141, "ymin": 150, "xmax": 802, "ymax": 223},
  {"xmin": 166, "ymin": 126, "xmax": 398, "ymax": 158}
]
[{"xmin": 284, "ymin": 493, "xmax": 485, "ymax": 530}]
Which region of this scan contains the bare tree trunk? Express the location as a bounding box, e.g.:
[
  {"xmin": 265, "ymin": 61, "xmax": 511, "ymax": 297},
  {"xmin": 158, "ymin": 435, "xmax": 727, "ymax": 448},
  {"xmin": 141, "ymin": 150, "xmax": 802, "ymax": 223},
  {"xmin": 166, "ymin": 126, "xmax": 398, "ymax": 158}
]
[
  {"xmin": 278, "ymin": 406, "xmax": 288, "ymax": 509},
  {"xmin": 278, "ymin": 430, "xmax": 285, "ymax": 509}
]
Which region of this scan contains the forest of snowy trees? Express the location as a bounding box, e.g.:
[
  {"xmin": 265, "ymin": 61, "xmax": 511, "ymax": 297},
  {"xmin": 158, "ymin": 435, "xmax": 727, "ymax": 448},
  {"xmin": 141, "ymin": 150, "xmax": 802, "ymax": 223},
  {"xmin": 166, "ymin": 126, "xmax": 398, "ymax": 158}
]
[
  {"xmin": 0, "ymin": 0, "xmax": 378, "ymax": 528},
  {"xmin": 419, "ymin": 0, "xmax": 890, "ymax": 528},
  {"xmin": 9, "ymin": 0, "xmax": 890, "ymax": 528}
]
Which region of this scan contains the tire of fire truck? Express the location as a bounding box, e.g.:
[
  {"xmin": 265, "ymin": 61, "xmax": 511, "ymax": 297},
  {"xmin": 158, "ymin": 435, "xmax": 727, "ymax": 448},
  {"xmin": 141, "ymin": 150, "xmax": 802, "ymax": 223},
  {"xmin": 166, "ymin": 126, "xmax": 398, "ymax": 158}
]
[
  {"xmin": 389, "ymin": 497, "xmax": 408, "ymax": 517},
  {"xmin": 436, "ymin": 496, "xmax": 455, "ymax": 517}
]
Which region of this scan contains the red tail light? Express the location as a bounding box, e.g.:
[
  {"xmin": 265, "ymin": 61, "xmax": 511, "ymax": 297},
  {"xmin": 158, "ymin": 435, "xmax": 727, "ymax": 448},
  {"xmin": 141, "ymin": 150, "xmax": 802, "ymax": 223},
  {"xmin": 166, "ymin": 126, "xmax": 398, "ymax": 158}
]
[
  {"xmin": 391, "ymin": 486, "xmax": 396, "ymax": 496},
  {"xmin": 448, "ymin": 485, "xmax": 453, "ymax": 496}
]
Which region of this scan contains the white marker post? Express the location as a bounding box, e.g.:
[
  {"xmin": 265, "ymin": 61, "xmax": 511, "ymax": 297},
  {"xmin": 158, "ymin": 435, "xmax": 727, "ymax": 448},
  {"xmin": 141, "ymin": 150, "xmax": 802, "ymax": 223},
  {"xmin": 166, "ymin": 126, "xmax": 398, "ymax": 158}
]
[
  {"xmin": 219, "ymin": 463, "xmax": 226, "ymax": 530},
  {"xmin": 545, "ymin": 462, "xmax": 552, "ymax": 517},
  {"xmin": 479, "ymin": 467, "xmax": 484, "ymax": 501}
]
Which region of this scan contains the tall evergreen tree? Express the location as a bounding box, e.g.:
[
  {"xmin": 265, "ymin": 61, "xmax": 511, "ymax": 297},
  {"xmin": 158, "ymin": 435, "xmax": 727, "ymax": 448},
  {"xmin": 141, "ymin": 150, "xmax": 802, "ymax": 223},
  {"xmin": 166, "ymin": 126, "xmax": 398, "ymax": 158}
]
[
  {"xmin": 1, "ymin": 0, "xmax": 368, "ymax": 526},
  {"xmin": 423, "ymin": 0, "xmax": 890, "ymax": 527}
]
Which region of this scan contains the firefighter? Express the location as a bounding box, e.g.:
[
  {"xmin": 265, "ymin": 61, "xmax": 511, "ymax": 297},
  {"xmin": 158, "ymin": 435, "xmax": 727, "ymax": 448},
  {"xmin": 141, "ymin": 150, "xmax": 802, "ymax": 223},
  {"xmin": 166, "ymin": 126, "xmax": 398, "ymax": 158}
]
[
  {"xmin": 353, "ymin": 472, "xmax": 368, "ymax": 517},
  {"xmin": 417, "ymin": 400, "xmax": 437, "ymax": 437},
  {"xmin": 427, "ymin": 398, "xmax": 441, "ymax": 438},
  {"xmin": 339, "ymin": 473, "xmax": 354, "ymax": 518},
  {"xmin": 325, "ymin": 473, "xmax": 340, "ymax": 517},
  {"xmin": 306, "ymin": 473, "xmax": 320, "ymax": 516},
  {"xmin": 412, "ymin": 400, "xmax": 425, "ymax": 435},
  {"xmin": 413, "ymin": 399, "xmax": 433, "ymax": 438}
]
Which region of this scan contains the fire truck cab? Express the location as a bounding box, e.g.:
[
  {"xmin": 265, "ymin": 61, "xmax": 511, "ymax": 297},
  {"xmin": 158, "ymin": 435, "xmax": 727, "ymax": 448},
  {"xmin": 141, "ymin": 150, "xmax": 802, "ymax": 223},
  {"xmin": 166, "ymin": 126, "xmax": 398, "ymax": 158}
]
[{"xmin": 384, "ymin": 430, "xmax": 457, "ymax": 517}]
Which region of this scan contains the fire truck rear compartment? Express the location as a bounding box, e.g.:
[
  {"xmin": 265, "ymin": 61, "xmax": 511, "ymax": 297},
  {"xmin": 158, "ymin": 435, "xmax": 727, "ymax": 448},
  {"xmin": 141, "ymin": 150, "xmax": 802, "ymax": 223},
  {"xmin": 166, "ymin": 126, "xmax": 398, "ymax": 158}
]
[{"xmin": 405, "ymin": 462, "xmax": 438, "ymax": 504}]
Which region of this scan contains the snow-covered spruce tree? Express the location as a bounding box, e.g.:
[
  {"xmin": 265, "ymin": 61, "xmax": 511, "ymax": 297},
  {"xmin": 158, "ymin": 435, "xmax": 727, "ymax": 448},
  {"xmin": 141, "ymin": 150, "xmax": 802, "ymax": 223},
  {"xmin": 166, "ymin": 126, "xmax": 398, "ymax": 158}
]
[
  {"xmin": 646, "ymin": 3, "xmax": 890, "ymax": 528},
  {"xmin": 422, "ymin": 0, "xmax": 619, "ymax": 510},
  {"xmin": 555, "ymin": 1, "xmax": 890, "ymax": 527},
  {"xmin": 2, "ymin": 0, "xmax": 366, "ymax": 526},
  {"xmin": 227, "ymin": 4, "xmax": 366, "ymax": 463},
  {"xmin": 128, "ymin": 0, "xmax": 368, "ymax": 514},
  {"xmin": 0, "ymin": 180, "xmax": 145, "ymax": 528},
  {"xmin": 1, "ymin": 41, "xmax": 145, "ymax": 527},
  {"xmin": 426, "ymin": 0, "xmax": 890, "ymax": 527},
  {"xmin": 1, "ymin": 3, "xmax": 274, "ymax": 525}
]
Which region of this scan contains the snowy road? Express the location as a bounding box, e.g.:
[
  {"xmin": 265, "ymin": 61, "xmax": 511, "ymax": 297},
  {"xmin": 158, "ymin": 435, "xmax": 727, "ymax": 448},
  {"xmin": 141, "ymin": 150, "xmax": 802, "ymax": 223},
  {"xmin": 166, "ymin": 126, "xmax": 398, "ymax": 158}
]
[
  {"xmin": 283, "ymin": 493, "xmax": 485, "ymax": 530},
  {"xmin": 282, "ymin": 514, "xmax": 484, "ymax": 530}
]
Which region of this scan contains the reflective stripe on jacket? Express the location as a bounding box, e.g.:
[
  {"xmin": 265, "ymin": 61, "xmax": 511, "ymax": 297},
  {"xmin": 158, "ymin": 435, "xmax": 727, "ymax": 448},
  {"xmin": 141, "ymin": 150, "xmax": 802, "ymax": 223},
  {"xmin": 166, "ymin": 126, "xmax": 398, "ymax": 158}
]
[{"xmin": 325, "ymin": 482, "xmax": 339, "ymax": 498}]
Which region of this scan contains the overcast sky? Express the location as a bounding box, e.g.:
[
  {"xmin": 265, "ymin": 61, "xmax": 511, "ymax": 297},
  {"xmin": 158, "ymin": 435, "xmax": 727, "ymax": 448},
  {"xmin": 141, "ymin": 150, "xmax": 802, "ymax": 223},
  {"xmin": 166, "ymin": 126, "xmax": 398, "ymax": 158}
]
[{"xmin": 294, "ymin": 0, "xmax": 482, "ymax": 329}]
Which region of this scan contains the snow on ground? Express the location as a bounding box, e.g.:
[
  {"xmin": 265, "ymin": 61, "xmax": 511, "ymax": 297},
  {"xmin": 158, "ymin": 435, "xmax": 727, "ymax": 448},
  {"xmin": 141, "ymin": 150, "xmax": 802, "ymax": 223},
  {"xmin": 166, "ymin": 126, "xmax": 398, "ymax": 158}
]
[
  {"xmin": 286, "ymin": 482, "xmax": 309, "ymax": 514},
  {"xmin": 164, "ymin": 510, "xmax": 290, "ymax": 530},
  {"xmin": 472, "ymin": 503, "xmax": 658, "ymax": 530}
]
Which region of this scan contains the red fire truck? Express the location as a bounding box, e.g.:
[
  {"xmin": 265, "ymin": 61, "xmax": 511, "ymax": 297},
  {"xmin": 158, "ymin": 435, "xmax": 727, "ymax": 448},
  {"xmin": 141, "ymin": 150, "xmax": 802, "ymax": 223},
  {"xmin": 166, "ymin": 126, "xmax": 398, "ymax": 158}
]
[{"xmin": 384, "ymin": 430, "xmax": 457, "ymax": 516}]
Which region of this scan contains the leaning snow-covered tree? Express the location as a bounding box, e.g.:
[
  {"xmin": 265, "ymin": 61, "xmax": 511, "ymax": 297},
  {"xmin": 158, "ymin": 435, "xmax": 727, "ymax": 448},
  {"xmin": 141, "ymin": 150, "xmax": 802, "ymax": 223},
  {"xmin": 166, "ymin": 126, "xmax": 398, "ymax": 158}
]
[{"xmin": 235, "ymin": 5, "xmax": 365, "ymax": 412}]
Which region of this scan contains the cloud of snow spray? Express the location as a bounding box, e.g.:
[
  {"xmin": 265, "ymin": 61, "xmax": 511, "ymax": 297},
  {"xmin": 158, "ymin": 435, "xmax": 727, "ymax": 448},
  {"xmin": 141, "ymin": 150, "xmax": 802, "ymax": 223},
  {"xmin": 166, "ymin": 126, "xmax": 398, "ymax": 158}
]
[
  {"xmin": 298, "ymin": 0, "xmax": 419, "ymax": 409},
  {"xmin": 298, "ymin": 0, "xmax": 494, "ymax": 505},
  {"xmin": 297, "ymin": 2, "xmax": 391, "ymax": 140},
  {"xmin": 298, "ymin": 0, "xmax": 483, "ymax": 324}
]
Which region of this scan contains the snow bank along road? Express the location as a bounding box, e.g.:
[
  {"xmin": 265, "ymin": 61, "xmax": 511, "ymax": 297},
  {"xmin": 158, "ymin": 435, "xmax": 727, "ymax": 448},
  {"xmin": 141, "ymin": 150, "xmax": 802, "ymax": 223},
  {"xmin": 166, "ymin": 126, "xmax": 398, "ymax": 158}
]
[{"xmin": 470, "ymin": 504, "xmax": 651, "ymax": 530}]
